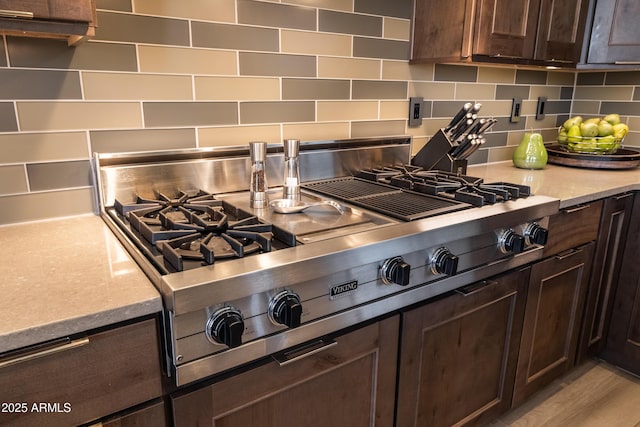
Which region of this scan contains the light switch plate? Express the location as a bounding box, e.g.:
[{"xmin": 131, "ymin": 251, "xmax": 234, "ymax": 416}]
[
  {"xmin": 510, "ymin": 98, "xmax": 522, "ymax": 123},
  {"xmin": 409, "ymin": 97, "xmax": 424, "ymax": 127}
]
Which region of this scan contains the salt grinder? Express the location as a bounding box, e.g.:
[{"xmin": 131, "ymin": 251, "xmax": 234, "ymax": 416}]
[
  {"xmin": 282, "ymin": 139, "xmax": 300, "ymax": 200},
  {"xmin": 249, "ymin": 141, "xmax": 268, "ymax": 208}
]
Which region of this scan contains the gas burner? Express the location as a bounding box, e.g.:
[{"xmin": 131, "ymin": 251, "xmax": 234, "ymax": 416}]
[{"xmin": 112, "ymin": 190, "xmax": 275, "ymax": 272}]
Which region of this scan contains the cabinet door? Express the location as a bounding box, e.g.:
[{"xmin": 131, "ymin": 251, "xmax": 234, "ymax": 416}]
[
  {"xmin": 577, "ymin": 193, "xmax": 633, "ymax": 363},
  {"xmin": 474, "ymin": 0, "xmax": 540, "ymax": 60},
  {"xmin": 396, "ymin": 268, "xmax": 528, "ymax": 427},
  {"xmin": 535, "ymin": 0, "xmax": 590, "ymax": 64},
  {"xmin": 601, "ymin": 192, "xmax": 640, "ymax": 375},
  {"xmin": 587, "ymin": 0, "xmax": 640, "ymax": 64},
  {"xmin": 513, "ymin": 242, "xmax": 594, "ymax": 406},
  {"xmin": 0, "ymin": 0, "xmax": 94, "ymax": 22},
  {"xmin": 171, "ymin": 316, "xmax": 398, "ymax": 427}
]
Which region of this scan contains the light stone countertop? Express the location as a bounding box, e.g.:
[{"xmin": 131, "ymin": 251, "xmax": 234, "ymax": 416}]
[
  {"xmin": 469, "ymin": 162, "xmax": 640, "ymax": 208},
  {"xmin": 0, "ymin": 214, "xmax": 162, "ymax": 353}
]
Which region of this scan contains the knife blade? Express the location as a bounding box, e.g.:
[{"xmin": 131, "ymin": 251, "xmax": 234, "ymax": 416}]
[
  {"xmin": 445, "ymin": 103, "xmax": 473, "ymax": 134},
  {"xmin": 450, "ymin": 133, "xmax": 474, "ymax": 158},
  {"xmin": 477, "ymin": 118, "xmax": 496, "ymax": 136}
]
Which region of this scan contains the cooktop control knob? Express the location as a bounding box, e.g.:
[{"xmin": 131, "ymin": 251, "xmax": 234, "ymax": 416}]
[
  {"xmin": 269, "ymin": 290, "xmax": 302, "ymax": 328},
  {"xmin": 498, "ymin": 229, "xmax": 525, "ymax": 254},
  {"xmin": 430, "ymin": 247, "xmax": 459, "ymax": 276},
  {"xmin": 524, "ymin": 222, "xmax": 549, "ymax": 246},
  {"xmin": 206, "ymin": 307, "xmax": 244, "ymax": 348},
  {"xmin": 381, "ymin": 256, "xmax": 411, "ymax": 286}
]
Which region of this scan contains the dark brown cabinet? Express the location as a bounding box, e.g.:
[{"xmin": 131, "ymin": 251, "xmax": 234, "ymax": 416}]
[
  {"xmin": 585, "ymin": 0, "xmax": 640, "ymax": 66},
  {"xmin": 396, "ymin": 269, "xmax": 528, "ymax": 426},
  {"xmin": 0, "ymin": 0, "xmax": 96, "ymax": 45},
  {"xmin": 513, "ymin": 242, "xmax": 594, "ymax": 406},
  {"xmin": 171, "ymin": 316, "xmax": 398, "ymax": 427},
  {"xmin": 601, "ymin": 192, "xmax": 640, "ymax": 375},
  {"xmin": 411, "ymin": 0, "xmax": 589, "ymax": 66},
  {"xmin": 0, "ymin": 317, "xmax": 165, "ymax": 427},
  {"xmin": 577, "ymin": 193, "xmax": 634, "ymax": 363}
]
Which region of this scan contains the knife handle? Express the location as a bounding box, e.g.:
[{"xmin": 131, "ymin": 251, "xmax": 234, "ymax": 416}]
[{"xmin": 445, "ymin": 103, "xmax": 473, "ymax": 132}]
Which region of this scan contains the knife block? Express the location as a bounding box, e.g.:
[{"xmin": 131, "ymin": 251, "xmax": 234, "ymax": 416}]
[{"xmin": 411, "ymin": 129, "xmax": 467, "ymax": 175}]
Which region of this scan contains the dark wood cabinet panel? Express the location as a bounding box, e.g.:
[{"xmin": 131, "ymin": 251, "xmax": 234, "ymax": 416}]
[
  {"xmin": 602, "ymin": 192, "xmax": 640, "ymax": 375},
  {"xmin": 543, "ymin": 200, "xmax": 602, "ymax": 258},
  {"xmin": 0, "ymin": 317, "xmax": 164, "ymax": 427},
  {"xmin": 412, "ymin": 0, "xmax": 589, "ymax": 66},
  {"xmin": 513, "ymin": 242, "xmax": 594, "ymax": 406},
  {"xmin": 587, "ymin": 0, "xmax": 640, "ymax": 64},
  {"xmin": 171, "ymin": 316, "xmax": 398, "ymax": 427},
  {"xmin": 577, "ymin": 193, "xmax": 634, "ymax": 363},
  {"xmin": 396, "ymin": 269, "xmax": 528, "ymax": 427}
]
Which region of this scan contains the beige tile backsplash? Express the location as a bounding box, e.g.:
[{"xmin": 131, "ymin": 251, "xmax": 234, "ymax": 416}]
[{"xmin": 0, "ymin": 0, "xmax": 638, "ymax": 225}]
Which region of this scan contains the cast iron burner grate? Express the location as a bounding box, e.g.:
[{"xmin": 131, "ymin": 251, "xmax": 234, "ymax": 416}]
[
  {"xmin": 112, "ymin": 190, "xmax": 279, "ymax": 273},
  {"xmin": 303, "ymin": 177, "xmax": 470, "ymax": 221},
  {"xmin": 355, "ymin": 167, "xmax": 531, "ymax": 207}
]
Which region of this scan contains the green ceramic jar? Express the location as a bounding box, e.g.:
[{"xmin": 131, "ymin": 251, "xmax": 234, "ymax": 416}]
[{"xmin": 512, "ymin": 132, "xmax": 548, "ymax": 169}]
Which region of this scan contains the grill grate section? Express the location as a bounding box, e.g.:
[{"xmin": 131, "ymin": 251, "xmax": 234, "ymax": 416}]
[{"xmin": 303, "ymin": 177, "xmax": 470, "ymax": 221}]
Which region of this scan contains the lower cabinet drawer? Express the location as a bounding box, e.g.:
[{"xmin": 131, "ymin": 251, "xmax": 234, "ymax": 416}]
[
  {"xmin": 0, "ymin": 317, "xmax": 164, "ymax": 427},
  {"xmin": 543, "ymin": 200, "xmax": 602, "ymax": 257}
]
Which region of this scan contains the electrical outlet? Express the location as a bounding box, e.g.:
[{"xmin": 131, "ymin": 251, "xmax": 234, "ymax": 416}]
[
  {"xmin": 408, "ymin": 97, "xmax": 424, "ymax": 127},
  {"xmin": 510, "ymin": 97, "xmax": 522, "ymax": 123},
  {"xmin": 536, "ymin": 96, "xmax": 547, "ymax": 120}
]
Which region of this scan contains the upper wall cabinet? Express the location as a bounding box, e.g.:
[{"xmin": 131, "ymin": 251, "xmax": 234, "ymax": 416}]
[
  {"xmin": 0, "ymin": 0, "xmax": 97, "ymax": 46},
  {"xmin": 583, "ymin": 0, "xmax": 640, "ymax": 67},
  {"xmin": 411, "ymin": 0, "xmax": 590, "ymax": 67}
]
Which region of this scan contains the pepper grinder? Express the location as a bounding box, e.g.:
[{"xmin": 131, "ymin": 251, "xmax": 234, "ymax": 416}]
[
  {"xmin": 282, "ymin": 139, "xmax": 300, "ymax": 200},
  {"xmin": 249, "ymin": 141, "xmax": 269, "ymax": 208}
]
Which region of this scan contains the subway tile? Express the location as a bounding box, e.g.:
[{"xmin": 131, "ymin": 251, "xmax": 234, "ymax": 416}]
[
  {"xmin": 573, "ymin": 86, "xmax": 633, "ymax": 100},
  {"xmin": 0, "ymin": 69, "xmax": 81, "ymax": 100},
  {"xmin": 354, "ymin": 0, "xmax": 412, "ymax": 19},
  {"xmin": 139, "ymin": 46, "xmax": 237, "ymax": 75},
  {"xmin": 283, "ymin": 122, "xmax": 351, "ymax": 141},
  {"xmin": 90, "ymin": 128, "xmax": 197, "ymax": 153},
  {"xmin": 477, "ymin": 67, "xmax": 515, "ymax": 84},
  {"xmin": 480, "ymin": 131, "xmax": 508, "ymax": 147},
  {"xmin": 434, "ymin": 64, "xmax": 477, "ymax": 82},
  {"xmin": 560, "ymin": 86, "xmax": 574, "ymax": 99},
  {"xmin": 432, "ymin": 101, "xmax": 474, "ymax": 118},
  {"xmin": 547, "ymin": 71, "xmax": 575, "ymax": 86},
  {"xmin": 353, "ymin": 37, "xmax": 410, "ymax": 60},
  {"xmin": 495, "ymin": 85, "xmax": 530, "ymax": 100},
  {"xmin": 192, "ymin": 22, "xmax": 279, "ymax": 52},
  {"xmin": 515, "ymin": 69, "xmax": 548, "ymax": 85},
  {"xmin": 97, "ymin": 0, "xmax": 132, "ymax": 12},
  {"xmin": 0, "ymin": 189, "xmax": 94, "ymax": 225},
  {"xmin": 383, "ymin": 61, "xmax": 433, "ymax": 81},
  {"xmin": 317, "ymin": 101, "xmax": 378, "ymax": 121},
  {"xmin": 529, "ymin": 86, "xmax": 561, "ymax": 100},
  {"xmin": 318, "ymin": 57, "xmax": 381, "ymax": 79},
  {"xmin": 352, "ymin": 80, "xmax": 407, "ymax": 99},
  {"xmin": 281, "ymin": 30, "xmax": 351, "ymax": 56},
  {"xmin": 17, "ymin": 102, "xmax": 142, "ymax": 131},
  {"xmin": 0, "ymin": 166, "xmax": 28, "ymax": 195},
  {"xmin": 490, "ymin": 117, "xmax": 526, "ymax": 132},
  {"xmin": 27, "ymin": 160, "xmax": 92, "ymax": 191},
  {"xmin": 238, "ymin": 0, "xmax": 316, "ymax": 30},
  {"xmin": 319, "ymin": 10, "xmax": 382, "ymax": 37},
  {"xmin": 283, "ymin": 79, "xmax": 350, "ymax": 100},
  {"xmin": 240, "ymin": 101, "xmax": 315, "ymax": 124},
  {"xmin": 576, "ymin": 72, "xmax": 605, "ymax": 85},
  {"xmin": 239, "ymin": 53, "xmax": 316, "ymax": 77},
  {"xmin": 351, "ymin": 120, "xmax": 406, "ymax": 138},
  {"xmin": 0, "ymin": 132, "xmax": 88, "ymax": 163},
  {"xmin": 466, "ymin": 148, "xmax": 489, "ymax": 164},
  {"xmin": 634, "ymin": 87, "xmax": 640, "ymax": 101},
  {"xmin": 143, "ymin": 102, "xmax": 238, "ymax": 127},
  {"xmin": 601, "ymin": 101, "xmax": 640, "ymax": 116},
  {"xmin": 455, "ymin": 83, "xmax": 496, "ymax": 100},
  {"xmin": 541, "ymin": 100, "xmax": 571, "ymax": 115},
  {"xmin": 134, "ymin": 0, "xmax": 235, "ymax": 22},
  {"xmin": 285, "ymin": 0, "xmax": 352, "ymax": 12},
  {"xmin": 95, "ymin": 11, "xmax": 190, "ymax": 45},
  {"xmin": 0, "ymin": 103, "xmax": 18, "ymax": 132},
  {"xmin": 380, "ymin": 101, "xmax": 411, "ymax": 119},
  {"xmin": 7, "ymin": 37, "xmax": 137, "ymax": 71},
  {"xmin": 469, "ymin": 100, "xmax": 511, "ymax": 116},
  {"xmin": 198, "ymin": 125, "xmax": 282, "ymax": 147},
  {"xmin": 605, "ymin": 71, "xmax": 640, "ymax": 85},
  {"xmin": 82, "ymin": 72, "xmax": 193, "ymax": 100},
  {"xmin": 383, "ymin": 17, "xmax": 411, "ymax": 41},
  {"xmin": 195, "ymin": 77, "xmax": 280, "ymax": 101},
  {"xmin": 408, "ymin": 82, "xmax": 455, "ymax": 99},
  {"xmin": 555, "ymin": 114, "xmax": 570, "ymax": 127}
]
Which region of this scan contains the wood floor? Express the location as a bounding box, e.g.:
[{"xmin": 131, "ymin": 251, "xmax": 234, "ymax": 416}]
[{"xmin": 491, "ymin": 360, "xmax": 640, "ymax": 427}]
